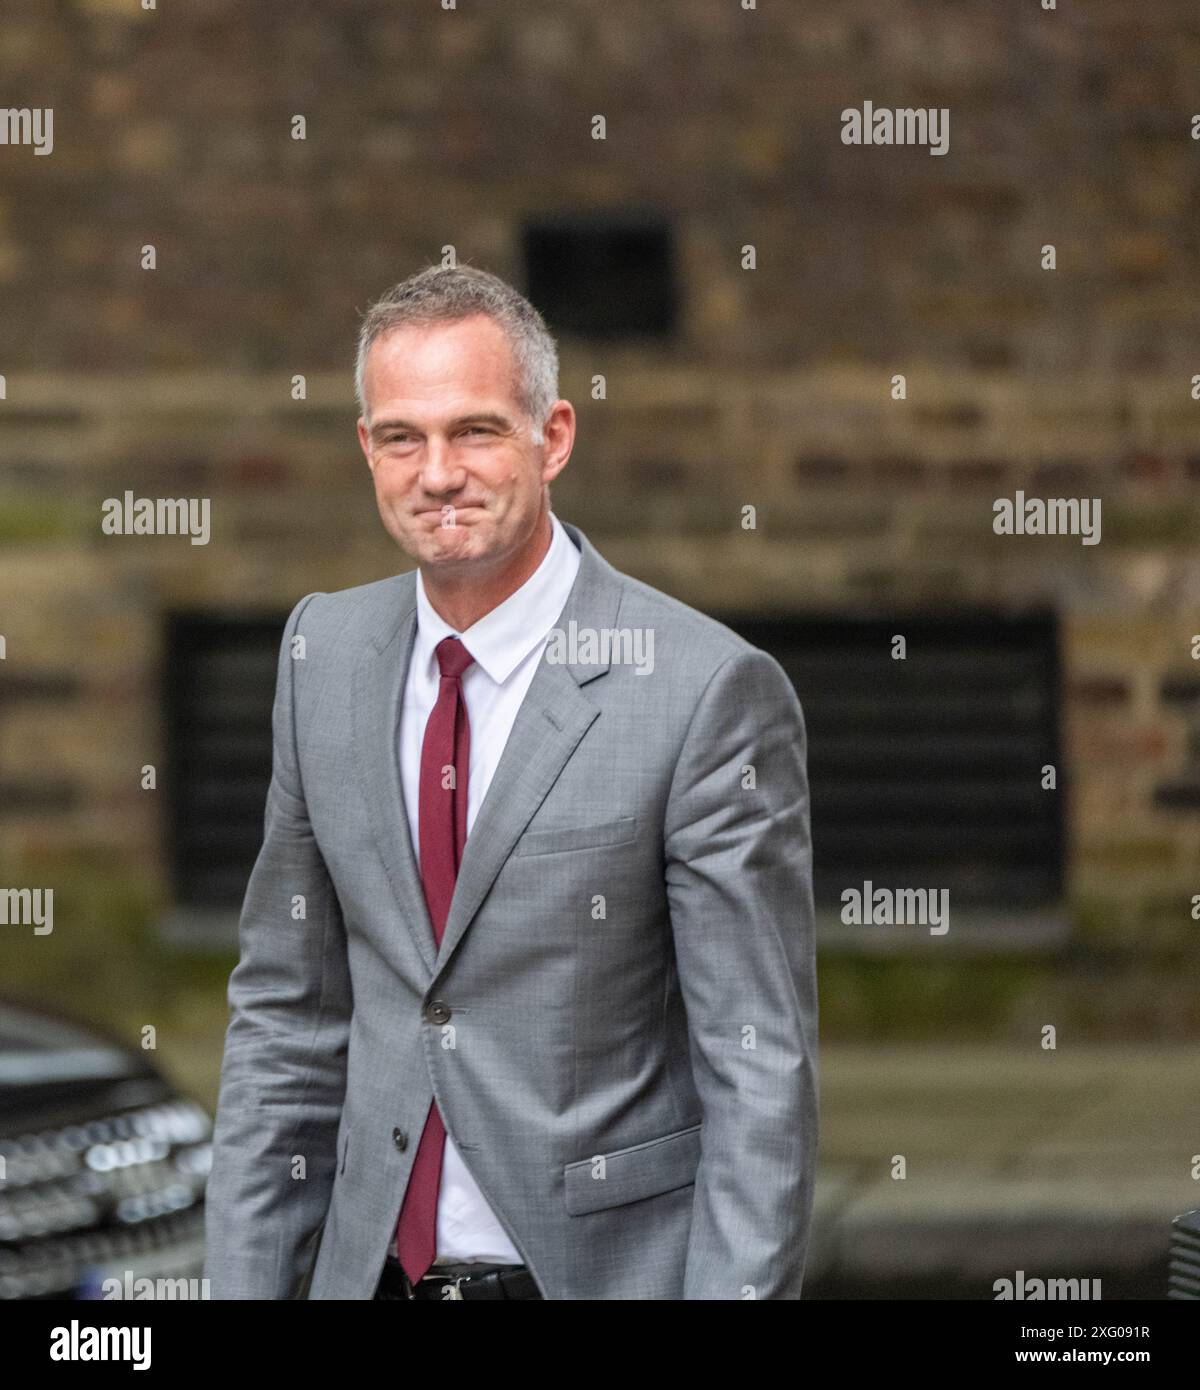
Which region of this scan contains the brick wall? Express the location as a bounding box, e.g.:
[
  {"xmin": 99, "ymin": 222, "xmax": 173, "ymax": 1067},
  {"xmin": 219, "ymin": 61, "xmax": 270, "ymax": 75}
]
[{"xmin": 1, "ymin": 1, "xmax": 1198, "ymax": 1035}]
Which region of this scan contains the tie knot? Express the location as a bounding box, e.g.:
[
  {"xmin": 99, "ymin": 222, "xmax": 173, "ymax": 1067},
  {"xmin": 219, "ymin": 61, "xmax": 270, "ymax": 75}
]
[{"xmin": 435, "ymin": 635, "xmax": 475, "ymax": 680}]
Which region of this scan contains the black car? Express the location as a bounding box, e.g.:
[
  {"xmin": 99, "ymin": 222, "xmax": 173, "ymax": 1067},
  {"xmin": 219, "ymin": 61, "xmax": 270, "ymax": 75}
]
[{"xmin": 0, "ymin": 999, "xmax": 210, "ymax": 1299}]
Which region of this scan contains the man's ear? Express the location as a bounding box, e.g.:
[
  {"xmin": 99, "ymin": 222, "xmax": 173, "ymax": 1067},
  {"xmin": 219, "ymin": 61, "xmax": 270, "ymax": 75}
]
[{"xmin": 540, "ymin": 400, "xmax": 575, "ymax": 485}]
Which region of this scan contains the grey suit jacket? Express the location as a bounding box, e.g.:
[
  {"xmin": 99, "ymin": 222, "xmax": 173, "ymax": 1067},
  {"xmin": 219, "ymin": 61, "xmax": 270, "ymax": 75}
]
[{"xmin": 203, "ymin": 520, "xmax": 819, "ymax": 1299}]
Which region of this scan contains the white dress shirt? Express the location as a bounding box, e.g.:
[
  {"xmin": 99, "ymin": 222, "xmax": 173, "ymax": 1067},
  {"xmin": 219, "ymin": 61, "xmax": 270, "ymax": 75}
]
[{"xmin": 399, "ymin": 510, "xmax": 582, "ymax": 1265}]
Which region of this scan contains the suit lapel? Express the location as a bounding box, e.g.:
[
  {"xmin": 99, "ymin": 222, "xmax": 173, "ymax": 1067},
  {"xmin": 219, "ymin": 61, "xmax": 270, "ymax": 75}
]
[
  {"xmin": 352, "ymin": 576, "xmax": 440, "ymax": 976},
  {"xmin": 434, "ymin": 660, "xmax": 597, "ymax": 969}
]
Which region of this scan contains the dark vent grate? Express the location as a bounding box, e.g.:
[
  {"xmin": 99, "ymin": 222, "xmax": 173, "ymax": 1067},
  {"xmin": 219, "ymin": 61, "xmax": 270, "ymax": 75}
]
[
  {"xmin": 720, "ymin": 612, "xmax": 1064, "ymax": 908},
  {"xmin": 164, "ymin": 613, "xmax": 285, "ymax": 910},
  {"xmin": 521, "ymin": 211, "xmax": 677, "ymax": 338}
]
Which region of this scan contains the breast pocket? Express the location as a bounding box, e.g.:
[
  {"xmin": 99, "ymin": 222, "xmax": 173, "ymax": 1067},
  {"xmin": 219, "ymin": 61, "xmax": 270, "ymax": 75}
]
[
  {"xmin": 563, "ymin": 1121, "xmax": 702, "ymax": 1215},
  {"xmin": 512, "ymin": 815, "xmax": 638, "ymax": 859}
]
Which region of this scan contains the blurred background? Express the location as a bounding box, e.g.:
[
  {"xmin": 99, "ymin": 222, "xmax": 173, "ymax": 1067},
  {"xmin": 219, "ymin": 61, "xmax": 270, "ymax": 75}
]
[{"xmin": 1, "ymin": 0, "xmax": 1199, "ymax": 1298}]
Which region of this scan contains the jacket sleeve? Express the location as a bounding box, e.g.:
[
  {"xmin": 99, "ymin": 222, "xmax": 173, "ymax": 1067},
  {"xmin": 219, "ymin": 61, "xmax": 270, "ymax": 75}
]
[
  {"xmin": 203, "ymin": 591, "xmax": 353, "ymax": 1299},
  {"xmin": 663, "ymin": 645, "xmax": 819, "ymax": 1300}
]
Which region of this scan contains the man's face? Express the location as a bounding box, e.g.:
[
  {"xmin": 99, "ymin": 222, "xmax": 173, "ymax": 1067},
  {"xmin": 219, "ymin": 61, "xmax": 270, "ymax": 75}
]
[{"xmin": 356, "ymin": 313, "xmax": 570, "ymax": 574}]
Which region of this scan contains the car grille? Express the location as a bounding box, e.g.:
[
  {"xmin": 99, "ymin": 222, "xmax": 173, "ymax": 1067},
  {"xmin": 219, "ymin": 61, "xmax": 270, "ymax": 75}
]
[{"xmin": 0, "ymin": 1097, "xmax": 211, "ymax": 1299}]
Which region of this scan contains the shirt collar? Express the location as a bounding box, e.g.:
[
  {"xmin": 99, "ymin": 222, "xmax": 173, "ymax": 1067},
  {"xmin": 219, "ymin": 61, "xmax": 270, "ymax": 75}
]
[{"xmin": 414, "ymin": 512, "xmax": 581, "ymax": 685}]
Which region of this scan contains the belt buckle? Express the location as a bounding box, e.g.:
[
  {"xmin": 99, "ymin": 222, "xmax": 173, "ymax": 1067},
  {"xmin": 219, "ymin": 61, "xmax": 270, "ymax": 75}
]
[{"xmin": 436, "ymin": 1274, "xmax": 467, "ymax": 1300}]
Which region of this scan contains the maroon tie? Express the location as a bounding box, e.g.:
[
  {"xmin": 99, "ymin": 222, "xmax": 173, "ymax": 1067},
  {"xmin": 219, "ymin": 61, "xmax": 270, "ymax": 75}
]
[{"xmin": 394, "ymin": 635, "xmax": 475, "ymax": 1284}]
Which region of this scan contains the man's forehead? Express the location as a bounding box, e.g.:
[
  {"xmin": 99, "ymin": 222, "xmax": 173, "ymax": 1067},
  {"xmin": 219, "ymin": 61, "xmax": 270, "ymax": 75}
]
[
  {"xmin": 365, "ymin": 398, "xmax": 519, "ymax": 434},
  {"xmin": 365, "ymin": 328, "xmax": 522, "ymax": 419}
]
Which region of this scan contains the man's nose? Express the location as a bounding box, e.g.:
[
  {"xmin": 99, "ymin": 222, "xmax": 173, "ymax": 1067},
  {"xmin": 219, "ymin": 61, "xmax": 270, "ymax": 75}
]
[{"xmin": 419, "ymin": 437, "xmax": 465, "ymax": 494}]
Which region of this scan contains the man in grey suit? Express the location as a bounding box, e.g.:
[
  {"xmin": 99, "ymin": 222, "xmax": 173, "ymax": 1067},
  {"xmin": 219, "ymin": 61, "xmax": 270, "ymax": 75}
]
[{"xmin": 203, "ymin": 264, "xmax": 819, "ymax": 1300}]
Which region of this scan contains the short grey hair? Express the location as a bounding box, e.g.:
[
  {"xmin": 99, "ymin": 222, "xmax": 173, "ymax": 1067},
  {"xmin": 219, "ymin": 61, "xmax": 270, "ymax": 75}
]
[{"xmin": 355, "ymin": 264, "xmax": 559, "ymax": 444}]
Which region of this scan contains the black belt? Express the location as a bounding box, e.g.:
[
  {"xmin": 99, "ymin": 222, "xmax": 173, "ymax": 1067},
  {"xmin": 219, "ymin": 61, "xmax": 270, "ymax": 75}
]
[{"xmin": 376, "ymin": 1255, "xmax": 543, "ymax": 1300}]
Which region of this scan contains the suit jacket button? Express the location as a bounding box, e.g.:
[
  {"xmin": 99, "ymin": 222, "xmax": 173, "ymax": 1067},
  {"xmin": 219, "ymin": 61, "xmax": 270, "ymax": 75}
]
[
  {"xmin": 392, "ymin": 1128, "xmax": 408, "ymax": 1152},
  {"xmin": 426, "ymin": 1000, "xmax": 451, "ymax": 1025}
]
